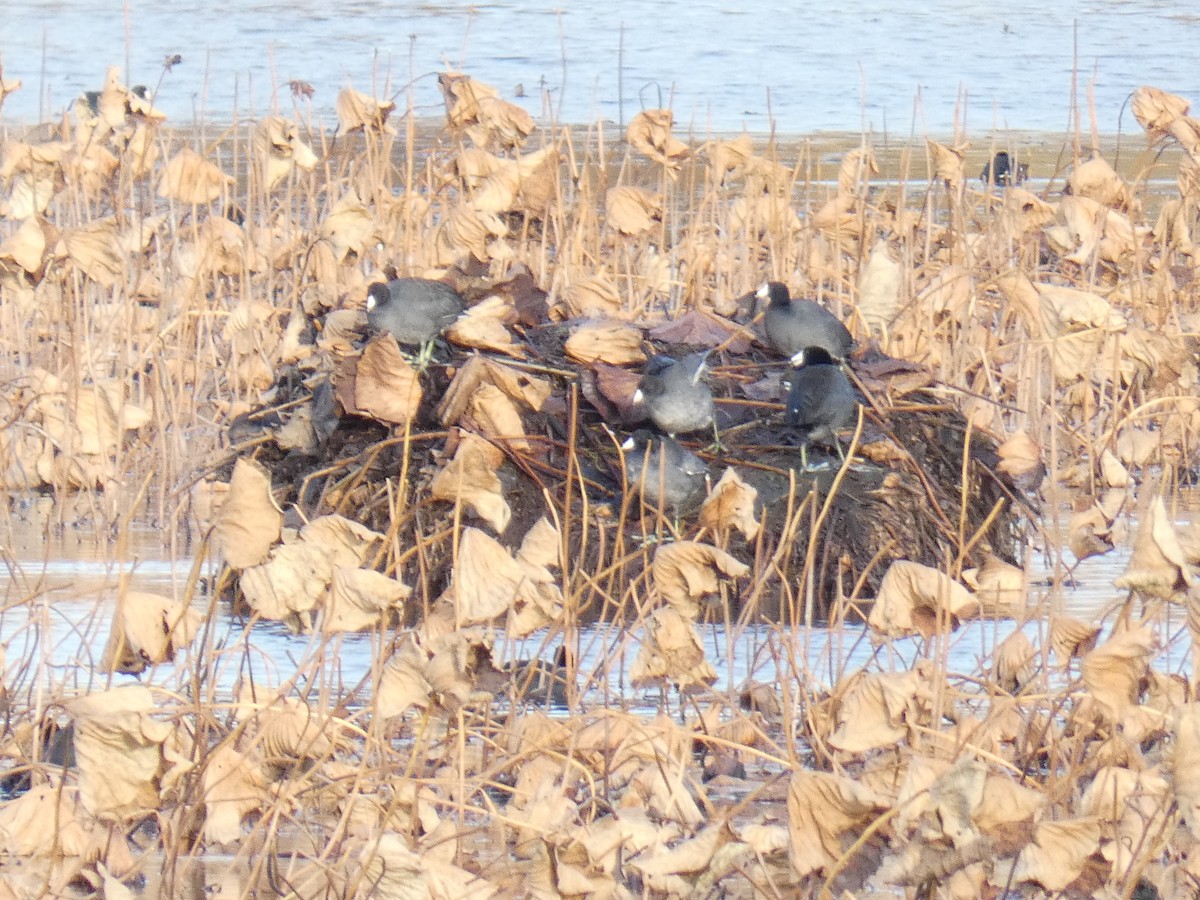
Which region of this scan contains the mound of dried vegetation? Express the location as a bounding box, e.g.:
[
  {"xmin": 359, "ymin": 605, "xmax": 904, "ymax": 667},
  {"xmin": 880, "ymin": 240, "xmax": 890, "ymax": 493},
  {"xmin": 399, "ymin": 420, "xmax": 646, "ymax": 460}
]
[{"xmin": 4, "ymin": 65, "xmax": 1200, "ymax": 896}]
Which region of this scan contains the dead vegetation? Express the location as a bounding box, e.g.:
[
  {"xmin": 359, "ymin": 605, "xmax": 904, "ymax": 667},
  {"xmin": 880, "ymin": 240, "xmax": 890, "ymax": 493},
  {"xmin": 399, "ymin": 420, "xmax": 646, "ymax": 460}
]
[{"xmin": 2, "ymin": 66, "xmax": 1200, "ymax": 897}]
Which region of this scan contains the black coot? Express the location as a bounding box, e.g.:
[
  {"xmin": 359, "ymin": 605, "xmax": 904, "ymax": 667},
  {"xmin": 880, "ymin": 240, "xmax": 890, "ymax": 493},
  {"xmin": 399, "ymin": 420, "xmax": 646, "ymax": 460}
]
[
  {"xmin": 633, "ymin": 352, "xmax": 715, "ymax": 438},
  {"xmin": 758, "ymin": 281, "xmax": 853, "ymax": 360},
  {"xmin": 980, "ymin": 151, "xmax": 1028, "ymax": 186},
  {"xmin": 784, "ymin": 346, "xmax": 859, "ymax": 466},
  {"xmin": 620, "ymin": 429, "xmax": 708, "ymax": 512},
  {"xmin": 365, "ymin": 277, "xmax": 464, "ymax": 347}
]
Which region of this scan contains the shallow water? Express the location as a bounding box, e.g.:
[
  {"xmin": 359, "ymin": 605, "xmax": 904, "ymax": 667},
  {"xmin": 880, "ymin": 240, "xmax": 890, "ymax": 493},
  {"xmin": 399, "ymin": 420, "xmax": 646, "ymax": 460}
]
[
  {"xmin": 2, "ymin": 0, "xmax": 1199, "ymax": 133},
  {"xmin": 0, "ymin": 488, "xmax": 1193, "ymax": 712}
]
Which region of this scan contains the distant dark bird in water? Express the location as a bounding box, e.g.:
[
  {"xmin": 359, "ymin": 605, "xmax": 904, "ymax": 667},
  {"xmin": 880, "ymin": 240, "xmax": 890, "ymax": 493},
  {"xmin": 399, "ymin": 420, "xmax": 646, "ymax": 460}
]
[
  {"xmin": 365, "ymin": 276, "xmax": 464, "ymax": 357},
  {"xmin": 507, "ymin": 645, "xmax": 571, "ymax": 707},
  {"xmin": 633, "ymin": 352, "xmax": 715, "ymax": 438},
  {"xmin": 784, "ymin": 346, "xmax": 859, "ymax": 468},
  {"xmin": 620, "ymin": 429, "xmax": 708, "ymax": 513},
  {"xmin": 758, "ymin": 281, "xmax": 853, "ymax": 361},
  {"xmin": 980, "ymin": 151, "xmax": 1028, "ymax": 187}
]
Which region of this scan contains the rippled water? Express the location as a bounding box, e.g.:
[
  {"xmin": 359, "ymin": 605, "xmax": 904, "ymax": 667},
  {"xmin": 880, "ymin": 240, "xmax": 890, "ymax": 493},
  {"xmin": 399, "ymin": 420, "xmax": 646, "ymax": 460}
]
[{"xmin": 3, "ymin": 0, "xmax": 1199, "ymax": 133}]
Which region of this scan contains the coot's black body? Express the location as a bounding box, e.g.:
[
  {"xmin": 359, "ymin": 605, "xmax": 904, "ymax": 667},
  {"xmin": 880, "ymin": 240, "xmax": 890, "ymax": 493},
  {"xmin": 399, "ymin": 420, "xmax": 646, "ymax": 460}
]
[
  {"xmin": 758, "ymin": 281, "xmax": 853, "ymax": 360},
  {"xmin": 365, "ymin": 277, "xmax": 464, "ymax": 346},
  {"xmin": 784, "ymin": 346, "xmax": 859, "ymax": 453},
  {"xmin": 633, "ymin": 352, "xmax": 715, "ymax": 437},
  {"xmin": 620, "ymin": 429, "xmax": 708, "ymax": 512}
]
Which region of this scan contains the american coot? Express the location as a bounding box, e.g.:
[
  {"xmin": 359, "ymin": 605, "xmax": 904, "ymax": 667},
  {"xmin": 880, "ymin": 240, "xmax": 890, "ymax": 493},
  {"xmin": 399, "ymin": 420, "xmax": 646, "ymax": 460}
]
[
  {"xmin": 632, "ymin": 352, "xmax": 715, "ymax": 438},
  {"xmin": 620, "ymin": 429, "xmax": 708, "ymax": 513},
  {"xmin": 980, "ymin": 151, "xmax": 1028, "ymax": 187},
  {"xmin": 784, "ymin": 346, "xmax": 859, "ymax": 468},
  {"xmin": 758, "ymin": 282, "xmax": 853, "ymax": 360},
  {"xmin": 365, "ymin": 277, "xmax": 464, "ymax": 351}
]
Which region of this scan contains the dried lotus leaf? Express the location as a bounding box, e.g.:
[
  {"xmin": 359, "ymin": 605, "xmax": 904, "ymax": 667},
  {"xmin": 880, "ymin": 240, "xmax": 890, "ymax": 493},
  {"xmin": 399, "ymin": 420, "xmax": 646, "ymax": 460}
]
[
  {"xmin": 336, "ymin": 86, "xmax": 396, "ymax": 134},
  {"xmin": 215, "ymin": 458, "xmax": 282, "ymax": 570},
  {"xmin": 324, "ymin": 567, "xmax": 410, "ymax": 632},
  {"xmin": 992, "ymin": 630, "xmax": 1035, "ymax": 694},
  {"xmin": 867, "ymin": 561, "xmax": 978, "ymax": 639},
  {"xmin": 445, "ymin": 294, "xmax": 524, "ymax": 357},
  {"xmin": 1066, "ymin": 156, "xmax": 1134, "ymax": 211},
  {"xmin": 343, "ymin": 337, "xmax": 423, "ymax": 426},
  {"xmin": 787, "ymin": 770, "xmax": 888, "ymax": 877},
  {"xmin": 606, "ymin": 186, "xmax": 663, "ymax": 235},
  {"xmin": 1011, "ymin": 818, "xmax": 1101, "ymax": 892},
  {"xmin": 255, "ymin": 116, "xmax": 318, "ymax": 191},
  {"xmin": 1080, "ymin": 627, "xmax": 1155, "ymax": 721},
  {"xmin": 1114, "ymin": 494, "xmax": 1195, "ymax": 598},
  {"xmin": 158, "ymin": 147, "xmax": 233, "ymax": 204},
  {"xmin": 1049, "ymin": 615, "xmax": 1101, "ymax": 664},
  {"xmin": 652, "ymin": 541, "xmax": 750, "ymax": 619},
  {"xmin": 319, "ymin": 189, "xmax": 376, "ymax": 262},
  {"xmin": 927, "ymin": 139, "xmax": 968, "ymax": 189},
  {"xmin": 445, "ymin": 528, "xmax": 528, "ymax": 625},
  {"xmin": 429, "ymin": 432, "xmax": 511, "ymax": 533},
  {"xmin": 239, "ymin": 541, "xmax": 334, "ymax": 631},
  {"xmin": 202, "ymin": 743, "xmax": 267, "ymax": 844},
  {"xmin": 698, "ymin": 468, "xmax": 759, "ymax": 540},
  {"xmin": 564, "ymin": 320, "xmax": 645, "ymax": 365},
  {"xmin": 100, "ymin": 590, "xmax": 202, "ymax": 674},
  {"xmin": 630, "ymin": 606, "xmax": 717, "ymax": 689},
  {"xmin": 837, "ymin": 147, "xmax": 878, "ymax": 197},
  {"xmin": 627, "ymin": 109, "xmax": 688, "ymax": 169},
  {"xmin": 1132, "ymin": 85, "xmax": 1191, "ymax": 136}
]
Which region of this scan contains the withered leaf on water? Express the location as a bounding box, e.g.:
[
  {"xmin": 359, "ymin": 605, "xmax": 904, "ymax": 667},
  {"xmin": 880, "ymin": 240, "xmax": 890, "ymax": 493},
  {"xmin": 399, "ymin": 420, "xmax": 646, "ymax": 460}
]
[
  {"xmin": 100, "ymin": 590, "xmax": 202, "ymax": 674},
  {"xmin": 445, "ymin": 294, "xmax": 525, "ymax": 358},
  {"xmin": 1011, "ymin": 818, "xmax": 1102, "ymax": 892},
  {"xmin": 215, "ymin": 458, "xmax": 282, "ymax": 570},
  {"xmin": 927, "ymin": 139, "xmax": 969, "ymax": 190},
  {"xmin": 867, "ymin": 560, "xmax": 979, "ymax": 639},
  {"xmin": 606, "ymin": 186, "xmax": 663, "ymax": 236},
  {"xmin": 652, "ymin": 541, "xmax": 749, "ymax": 620},
  {"xmin": 67, "ymin": 686, "xmax": 172, "ymax": 819},
  {"xmin": 239, "ymin": 541, "xmax": 334, "ymax": 631},
  {"xmin": 437, "ymin": 354, "xmax": 552, "ymax": 426},
  {"xmin": 827, "ymin": 664, "xmax": 934, "ymax": 753},
  {"xmin": 1049, "ymin": 615, "xmax": 1102, "ymax": 664},
  {"xmin": 1080, "ymin": 626, "xmax": 1155, "ymax": 722},
  {"xmin": 787, "ymin": 769, "xmax": 889, "ymax": 877},
  {"xmin": 202, "ymin": 743, "xmax": 268, "ymax": 844},
  {"xmin": 325, "ymin": 566, "xmax": 410, "ymax": 632},
  {"xmin": 445, "ymin": 527, "xmax": 529, "ymax": 624},
  {"xmin": 1114, "ymin": 494, "xmax": 1195, "ymax": 598},
  {"xmin": 255, "ymin": 116, "xmax": 318, "ymax": 191},
  {"xmin": 630, "ymin": 606, "xmax": 717, "ymax": 689}
]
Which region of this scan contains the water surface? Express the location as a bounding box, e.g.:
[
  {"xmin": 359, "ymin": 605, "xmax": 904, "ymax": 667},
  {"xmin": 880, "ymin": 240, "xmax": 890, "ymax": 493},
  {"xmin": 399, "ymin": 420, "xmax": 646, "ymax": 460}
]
[{"xmin": 3, "ymin": 0, "xmax": 1199, "ymax": 133}]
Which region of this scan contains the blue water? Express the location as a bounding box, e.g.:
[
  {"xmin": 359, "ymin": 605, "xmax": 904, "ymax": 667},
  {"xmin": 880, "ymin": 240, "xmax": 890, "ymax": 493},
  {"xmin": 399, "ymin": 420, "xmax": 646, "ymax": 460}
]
[{"xmin": 2, "ymin": 1, "xmax": 1199, "ymax": 133}]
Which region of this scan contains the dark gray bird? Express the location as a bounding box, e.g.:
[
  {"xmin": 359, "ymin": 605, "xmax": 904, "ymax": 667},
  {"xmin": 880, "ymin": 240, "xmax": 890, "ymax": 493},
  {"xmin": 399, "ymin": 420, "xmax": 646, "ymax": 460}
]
[
  {"xmin": 784, "ymin": 346, "xmax": 859, "ymax": 468},
  {"xmin": 980, "ymin": 151, "xmax": 1028, "ymax": 187},
  {"xmin": 758, "ymin": 282, "xmax": 853, "ymax": 360},
  {"xmin": 620, "ymin": 429, "xmax": 708, "ymax": 513},
  {"xmin": 632, "ymin": 352, "xmax": 715, "ymax": 438},
  {"xmin": 365, "ymin": 277, "xmax": 464, "ymax": 349}
]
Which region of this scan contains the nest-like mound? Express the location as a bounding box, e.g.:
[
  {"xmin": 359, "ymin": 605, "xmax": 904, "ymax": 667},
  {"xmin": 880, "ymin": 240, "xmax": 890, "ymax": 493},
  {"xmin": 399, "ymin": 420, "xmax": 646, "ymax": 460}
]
[{"xmin": 222, "ymin": 312, "xmax": 1032, "ymax": 624}]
